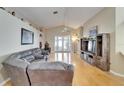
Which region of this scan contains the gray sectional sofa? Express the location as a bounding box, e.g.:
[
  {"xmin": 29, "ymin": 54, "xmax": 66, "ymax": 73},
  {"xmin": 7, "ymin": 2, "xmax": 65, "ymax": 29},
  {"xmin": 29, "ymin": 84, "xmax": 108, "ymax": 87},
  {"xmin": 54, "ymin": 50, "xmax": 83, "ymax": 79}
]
[{"xmin": 2, "ymin": 48, "xmax": 74, "ymax": 86}]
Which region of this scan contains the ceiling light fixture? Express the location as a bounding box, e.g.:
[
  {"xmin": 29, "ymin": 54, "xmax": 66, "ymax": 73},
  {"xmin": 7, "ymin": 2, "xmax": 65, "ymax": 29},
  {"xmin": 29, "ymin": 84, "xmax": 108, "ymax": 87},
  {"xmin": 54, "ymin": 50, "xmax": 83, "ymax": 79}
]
[{"xmin": 62, "ymin": 8, "xmax": 69, "ymax": 32}]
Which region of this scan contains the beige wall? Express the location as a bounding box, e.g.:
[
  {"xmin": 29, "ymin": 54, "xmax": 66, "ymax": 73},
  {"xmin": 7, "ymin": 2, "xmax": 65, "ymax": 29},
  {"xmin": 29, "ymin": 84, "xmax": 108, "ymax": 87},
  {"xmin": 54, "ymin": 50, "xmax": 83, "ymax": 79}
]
[
  {"xmin": 44, "ymin": 26, "xmax": 73, "ymax": 52},
  {"xmin": 0, "ymin": 9, "xmax": 40, "ymax": 83},
  {"xmin": 83, "ymin": 8, "xmax": 122, "ymax": 74}
]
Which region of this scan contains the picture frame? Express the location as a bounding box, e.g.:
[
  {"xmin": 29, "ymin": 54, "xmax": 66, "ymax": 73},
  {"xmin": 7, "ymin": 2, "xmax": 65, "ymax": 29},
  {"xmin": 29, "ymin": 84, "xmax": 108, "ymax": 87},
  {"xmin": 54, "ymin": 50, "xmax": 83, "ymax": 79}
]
[
  {"xmin": 21, "ymin": 28, "xmax": 34, "ymax": 45},
  {"xmin": 89, "ymin": 26, "xmax": 98, "ymax": 38}
]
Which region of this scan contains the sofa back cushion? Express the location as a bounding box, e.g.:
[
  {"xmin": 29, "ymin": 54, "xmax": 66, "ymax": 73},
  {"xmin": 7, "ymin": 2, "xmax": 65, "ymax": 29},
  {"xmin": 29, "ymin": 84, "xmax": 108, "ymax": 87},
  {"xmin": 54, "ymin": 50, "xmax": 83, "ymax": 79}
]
[
  {"xmin": 32, "ymin": 48, "xmax": 45, "ymax": 59},
  {"xmin": 32, "ymin": 48, "xmax": 41, "ymax": 55},
  {"xmin": 20, "ymin": 51, "xmax": 33, "ymax": 58},
  {"xmin": 14, "ymin": 51, "xmax": 33, "ymax": 59}
]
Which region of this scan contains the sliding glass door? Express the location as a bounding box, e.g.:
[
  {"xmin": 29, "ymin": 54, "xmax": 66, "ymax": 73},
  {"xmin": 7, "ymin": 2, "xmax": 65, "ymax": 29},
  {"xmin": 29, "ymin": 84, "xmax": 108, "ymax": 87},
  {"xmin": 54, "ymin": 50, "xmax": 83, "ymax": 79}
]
[{"xmin": 55, "ymin": 35, "xmax": 71, "ymax": 52}]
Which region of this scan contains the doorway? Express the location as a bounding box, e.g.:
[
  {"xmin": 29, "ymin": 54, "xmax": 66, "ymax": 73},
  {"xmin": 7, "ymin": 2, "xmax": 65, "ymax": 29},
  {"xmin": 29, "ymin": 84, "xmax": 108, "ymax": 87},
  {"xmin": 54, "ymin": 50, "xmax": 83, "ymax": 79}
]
[{"xmin": 55, "ymin": 35, "xmax": 71, "ymax": 52}]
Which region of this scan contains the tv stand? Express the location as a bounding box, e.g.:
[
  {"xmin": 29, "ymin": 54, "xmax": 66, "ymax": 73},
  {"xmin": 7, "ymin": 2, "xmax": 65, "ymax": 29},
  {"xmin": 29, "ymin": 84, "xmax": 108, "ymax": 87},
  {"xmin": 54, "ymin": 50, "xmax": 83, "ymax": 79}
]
[
  {"xmin": 80, "ymin": 33, "xmax": 110, "ymax": 71},
  {"xmin": 80, "ymin": 51, "xmax": 96, "ymax": 65},
  {"xmin": 95, "ymin": 33, "xmax": 110, "ymax": 71}
]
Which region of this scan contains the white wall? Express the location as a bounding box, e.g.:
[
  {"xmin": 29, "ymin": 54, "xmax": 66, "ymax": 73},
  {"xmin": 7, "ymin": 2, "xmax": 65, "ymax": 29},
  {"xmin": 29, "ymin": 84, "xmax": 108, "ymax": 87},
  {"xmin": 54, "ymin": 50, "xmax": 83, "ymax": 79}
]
[
  {"xmin": 113, "ymin": 7, "xmax": 124, "ymax": 75},
  {"xmin": 116, "ymin": 7, "xmax": 124, "ymax": 52},
  {"xmin": 0, "ymin": 9, "xmax": 40, "ymax": 83}
]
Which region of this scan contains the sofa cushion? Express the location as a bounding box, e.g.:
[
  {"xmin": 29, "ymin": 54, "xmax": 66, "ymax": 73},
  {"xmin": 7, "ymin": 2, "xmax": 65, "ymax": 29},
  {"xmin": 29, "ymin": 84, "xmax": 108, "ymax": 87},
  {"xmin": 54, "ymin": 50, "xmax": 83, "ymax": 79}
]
[
  {"xmin": 22, "ymin": 55, "xmax": 35, "ymax": 62},
  {"xmin": 42, "ymin": 50, "xmax": 49, "ymax": 55},
  {"xmin": 32, "ymin": 48, "xmax": 44, "ymax": 59},
  {"xmin": 15, "ymin": 51, "xmax": 33, "ymax": 59},
  {"xmin": 33, "ymin": 59, "xmax": 45, "ymax": 63},
  {"xmin": 34, "ymin": 54, "xmax": 44, "ymax": 59},
  {"xmin": 32, "ymin": 48, "xmax": 42, "ymax": 54}
]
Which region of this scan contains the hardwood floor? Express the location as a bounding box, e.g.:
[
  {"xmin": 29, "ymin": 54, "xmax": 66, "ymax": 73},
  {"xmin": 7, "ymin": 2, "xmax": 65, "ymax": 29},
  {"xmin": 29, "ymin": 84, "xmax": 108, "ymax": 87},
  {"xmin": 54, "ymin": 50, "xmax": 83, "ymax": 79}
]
[
  {"xmin": 3, "ymin": 80, "xmax": 12, "ymax": 86},
  {"xmin": 4, "ymin": 52, "xmax": 124, "ymax": 86},
  {"xmin": 49, "ymin": 52, "xmax": 124, "ymax": 86}
]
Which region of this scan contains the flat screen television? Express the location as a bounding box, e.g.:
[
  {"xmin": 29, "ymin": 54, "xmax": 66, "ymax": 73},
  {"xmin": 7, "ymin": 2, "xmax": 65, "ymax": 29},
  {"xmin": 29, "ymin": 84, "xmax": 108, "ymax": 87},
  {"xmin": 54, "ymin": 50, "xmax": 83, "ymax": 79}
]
[
  {"xmin": 88, "ymin": 40, "xmax": 92, "ymax": 52},
  {"xmin": 88, "ymin": 40, "xmax": 96, "ymax": 53}
]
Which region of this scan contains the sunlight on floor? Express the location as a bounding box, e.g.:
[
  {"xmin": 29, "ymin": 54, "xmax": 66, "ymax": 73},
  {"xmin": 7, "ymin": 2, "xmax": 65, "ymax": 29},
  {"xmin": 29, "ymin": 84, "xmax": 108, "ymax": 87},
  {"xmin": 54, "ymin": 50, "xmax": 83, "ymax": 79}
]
[{"xmin": 55, "ymin": 52, "xmax": 71, "ymax": 64}]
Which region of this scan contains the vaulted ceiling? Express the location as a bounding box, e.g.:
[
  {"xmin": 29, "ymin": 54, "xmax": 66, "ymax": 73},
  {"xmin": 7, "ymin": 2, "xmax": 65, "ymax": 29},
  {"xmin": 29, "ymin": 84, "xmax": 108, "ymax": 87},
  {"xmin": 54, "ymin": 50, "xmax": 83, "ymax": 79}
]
[{"xmin": 6, "ymin": 7, "xmax": 103, "ymax": 29}]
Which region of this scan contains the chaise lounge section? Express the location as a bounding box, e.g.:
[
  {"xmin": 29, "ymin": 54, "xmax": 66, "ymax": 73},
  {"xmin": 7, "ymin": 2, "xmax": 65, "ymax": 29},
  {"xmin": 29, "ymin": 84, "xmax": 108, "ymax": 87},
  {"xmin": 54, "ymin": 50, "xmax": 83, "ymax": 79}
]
[{"xmin": 28, "ymin": 62, "xmax": 74, "ymax": 86}]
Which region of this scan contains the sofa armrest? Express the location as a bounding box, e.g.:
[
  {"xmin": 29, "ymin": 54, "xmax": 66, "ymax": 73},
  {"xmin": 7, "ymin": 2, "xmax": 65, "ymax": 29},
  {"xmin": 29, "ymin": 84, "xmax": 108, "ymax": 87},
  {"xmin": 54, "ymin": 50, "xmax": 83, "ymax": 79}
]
[
  {"xmin": 66, "ymin": 64, "xmax": 74, "ymax": 71},
  {"xmin": 3, "ymin": 59, "xmax": 30, "ymax": 69}
]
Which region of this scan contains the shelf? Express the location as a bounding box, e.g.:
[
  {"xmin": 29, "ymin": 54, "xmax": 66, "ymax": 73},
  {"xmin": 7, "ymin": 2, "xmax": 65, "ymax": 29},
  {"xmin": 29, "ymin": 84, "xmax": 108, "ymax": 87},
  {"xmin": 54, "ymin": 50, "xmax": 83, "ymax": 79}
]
[
  {"xmin": 80, "ymin": 53, "xmax": 95, "ymax": 66},
  {"xmin": 81, "ymin": 50, "xmax": 95, "ymax": 56},
  {"xmin": 81, "ymin": 39, "xmax": 96, "ymax": 41}
]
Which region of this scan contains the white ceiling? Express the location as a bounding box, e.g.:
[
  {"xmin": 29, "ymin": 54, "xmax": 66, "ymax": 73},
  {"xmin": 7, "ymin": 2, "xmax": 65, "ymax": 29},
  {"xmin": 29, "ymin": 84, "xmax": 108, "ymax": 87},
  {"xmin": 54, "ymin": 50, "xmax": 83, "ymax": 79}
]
[{"xmin": 6, "ymin": 7, "xmax": 103, "ymax": 29}]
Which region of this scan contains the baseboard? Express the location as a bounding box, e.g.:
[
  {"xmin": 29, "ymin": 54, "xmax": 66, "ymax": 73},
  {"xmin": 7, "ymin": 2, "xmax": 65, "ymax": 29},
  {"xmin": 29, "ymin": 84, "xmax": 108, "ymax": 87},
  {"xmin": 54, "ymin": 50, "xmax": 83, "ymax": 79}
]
[
  {"xmin": 0, "ymin": 78, "xmax": 10, "ymax": 86},
  {"xmin": 110, "ymin": 70, "xmax": 124, "ymax": 77}
]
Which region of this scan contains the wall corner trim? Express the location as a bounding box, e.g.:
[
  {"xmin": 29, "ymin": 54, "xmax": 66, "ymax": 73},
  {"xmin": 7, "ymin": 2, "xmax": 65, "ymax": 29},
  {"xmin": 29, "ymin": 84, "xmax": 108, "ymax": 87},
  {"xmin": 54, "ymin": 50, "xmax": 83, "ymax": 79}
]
[
  {"xmin": 0, "ymin": 78, "xmax": 11, "ymax": 86},
  {"xmin": 110, "ymin": 70, "xmax": 124, "ymax": 77}
]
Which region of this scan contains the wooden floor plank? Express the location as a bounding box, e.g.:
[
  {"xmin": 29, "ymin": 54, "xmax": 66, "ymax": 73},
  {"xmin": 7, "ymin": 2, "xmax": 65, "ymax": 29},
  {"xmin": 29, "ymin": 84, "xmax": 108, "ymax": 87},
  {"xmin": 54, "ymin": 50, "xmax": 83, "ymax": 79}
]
[{"xmin": 49, "ymin": 53, "xmax": 124, "ymax": 86}]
